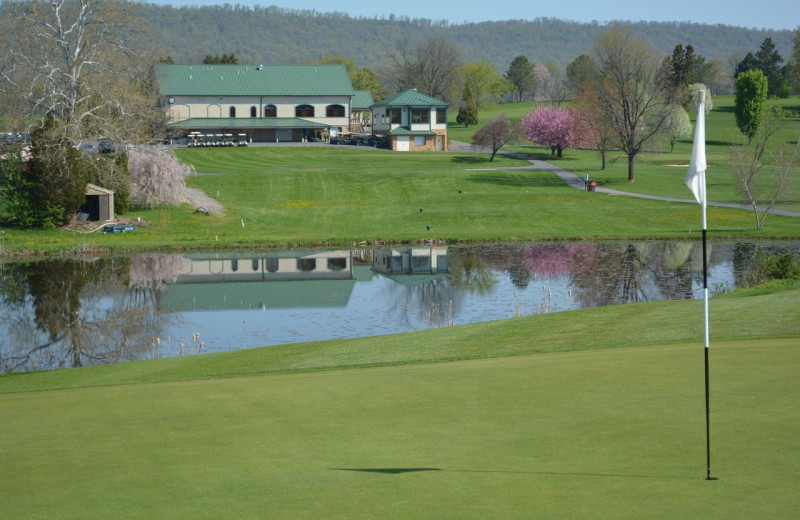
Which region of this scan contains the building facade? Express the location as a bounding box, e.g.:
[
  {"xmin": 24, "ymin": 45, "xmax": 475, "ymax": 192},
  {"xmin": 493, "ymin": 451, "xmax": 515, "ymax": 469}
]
[
  {"xmin": 155, "ymin": 64, "xmax": 356, "ymax": 142},
  {"xmin": 371, "ymin": 89, "xmax": 449, "ymax": 151}
]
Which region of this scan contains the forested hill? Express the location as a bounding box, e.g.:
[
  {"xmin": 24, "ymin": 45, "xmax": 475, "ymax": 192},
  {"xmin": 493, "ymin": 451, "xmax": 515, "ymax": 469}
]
[{"xmin": 138, "ymin": 4, "xmax": 794, "ymax": 70}]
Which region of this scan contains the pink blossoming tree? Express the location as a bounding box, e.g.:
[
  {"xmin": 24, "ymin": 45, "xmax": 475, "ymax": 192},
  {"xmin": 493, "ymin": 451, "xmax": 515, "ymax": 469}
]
[{"xmin": 521, "ymin": 106, "xmax": 585, "ymax": 158}]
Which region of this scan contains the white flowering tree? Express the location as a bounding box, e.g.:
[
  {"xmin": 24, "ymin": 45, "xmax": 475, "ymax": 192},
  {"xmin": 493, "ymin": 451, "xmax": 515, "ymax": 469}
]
[{"xmin": 128, "ymin": 148, "xmax": 189, "ymax": 208}]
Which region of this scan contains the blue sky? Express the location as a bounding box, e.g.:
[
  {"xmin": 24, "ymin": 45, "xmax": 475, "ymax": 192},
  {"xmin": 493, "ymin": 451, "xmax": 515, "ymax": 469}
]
[{"xmin": 148, "ymin": 0, "xmax": 798, "ymax": 31}]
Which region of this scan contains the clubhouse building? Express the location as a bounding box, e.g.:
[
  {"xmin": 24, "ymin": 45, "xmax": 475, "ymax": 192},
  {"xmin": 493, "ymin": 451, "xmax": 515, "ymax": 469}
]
[{"xmin": 154, "ymin": 64, "xmax": 448, "ymax": 150}]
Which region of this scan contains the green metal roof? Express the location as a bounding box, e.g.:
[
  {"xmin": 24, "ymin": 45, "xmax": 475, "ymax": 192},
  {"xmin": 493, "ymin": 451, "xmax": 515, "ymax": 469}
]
[
  {"xmin": 389, "ymin": 128, "xmax": 436, "ymax": 136},
  {"xmin": 156, "ymin": 64, "xmax": 355, "ymax": 96},
  {"xmin": 372, "ymin": 89, "xmax": 448, "ymax": 108},
  {"xmin": 168, "ymin": 117, "xmax": 329, "ymax": 129},
  {"xmin": 160, "ymin": 279, "xmax": 356, "ymax": 311},
  {"xmin": 351, "ymin": 90, "xmax": 374, "ymax": 110}
]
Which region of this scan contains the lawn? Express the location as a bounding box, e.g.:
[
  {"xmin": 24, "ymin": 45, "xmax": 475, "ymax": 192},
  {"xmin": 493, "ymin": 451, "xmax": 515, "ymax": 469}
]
[
  {"xmin": 3, "ymin": 143, "xmax": 798, "ymax": 254},
  {"xmin": 450, "ymin": 96, "xmax": 800, "ymax": 212},
  {"xmin": 1, "ymin": 283, "xmax": 799, "ymax": 518}
]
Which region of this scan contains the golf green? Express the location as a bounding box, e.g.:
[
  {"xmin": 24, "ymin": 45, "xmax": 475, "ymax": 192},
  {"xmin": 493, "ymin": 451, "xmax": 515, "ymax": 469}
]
[{"xmin": 2, "ymin": 338, "xmax": 797, "ymax": 519}]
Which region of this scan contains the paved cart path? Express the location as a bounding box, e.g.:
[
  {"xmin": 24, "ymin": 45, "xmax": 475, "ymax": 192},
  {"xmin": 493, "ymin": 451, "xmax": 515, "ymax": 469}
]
[{"xmin": 449, "ymin": 141, "xmax": 800, "ymax": 218}]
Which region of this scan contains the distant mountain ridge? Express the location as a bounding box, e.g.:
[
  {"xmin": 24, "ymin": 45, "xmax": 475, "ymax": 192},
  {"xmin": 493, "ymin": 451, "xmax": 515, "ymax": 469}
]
[{"xmin": 138, "ymin": 5, "xmax": 795, "ymax": 71}]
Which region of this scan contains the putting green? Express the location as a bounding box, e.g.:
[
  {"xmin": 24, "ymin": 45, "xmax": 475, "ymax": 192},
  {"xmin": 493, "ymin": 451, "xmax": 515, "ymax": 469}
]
[{"xmin": 1, "ymin": 338, "xmax": 797, "ymax": 519}]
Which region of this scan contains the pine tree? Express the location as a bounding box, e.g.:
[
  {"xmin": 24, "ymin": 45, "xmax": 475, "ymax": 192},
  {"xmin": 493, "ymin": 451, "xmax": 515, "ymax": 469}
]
[{"xmin": 456, "ymin": 83, "xmax": 479, "ymax": 127}]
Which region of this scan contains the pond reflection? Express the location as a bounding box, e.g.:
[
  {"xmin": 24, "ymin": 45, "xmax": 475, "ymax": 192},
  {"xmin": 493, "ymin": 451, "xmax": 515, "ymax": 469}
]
[{"xmin": 1, "ymin": 241, "xmax": 797, "ymax": 373}]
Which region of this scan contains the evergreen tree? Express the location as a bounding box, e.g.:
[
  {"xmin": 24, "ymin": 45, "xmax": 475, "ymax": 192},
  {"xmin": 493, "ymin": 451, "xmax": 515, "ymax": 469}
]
[
  {"xmin": 203, "ymin": 54, "xmax": 239, "ymax": 64},
  {"xmin": 456, "ymin": 83, "xmax": 479, "ymax": 127},
  {"xmin": 3, "ymin": 117, "xmax": 91, "ymax": 228},
  {"xmin": 736, "ymin": 38, "xmax": 788, "ymax": 98},
  {"xmin": 505, "ymin": 55, "xmax": 536, "ymax": 102},
  {"xmin": 791, "ymin": 28, "xmax": 800, "ymax": 93}
]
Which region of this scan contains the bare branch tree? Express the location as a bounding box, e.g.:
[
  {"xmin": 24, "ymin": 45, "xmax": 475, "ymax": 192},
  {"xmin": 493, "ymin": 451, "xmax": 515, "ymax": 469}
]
[
  {"xmin": 472, "ymin": 114, "xmax": 518, "ymax": 161},
  {"xmin": 733, "ymin": 105, "xmax": 797, "ymax": 229},
  {"xmin": 387, "ymin": 36, "xmax": 461, "ymax": 101},
  {"xmin": 590, "ymin": 24, "xmax": 674, "ymax": 182},
  {"xmin": 0, "ymin": 0, "xmax": 155, "ymax": 143}
]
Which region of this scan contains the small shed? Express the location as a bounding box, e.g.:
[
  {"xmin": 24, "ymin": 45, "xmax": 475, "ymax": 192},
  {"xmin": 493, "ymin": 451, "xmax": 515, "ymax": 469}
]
[{"xmin": 81, "ymin": 183, "xmax": 115, "ymax": 221}]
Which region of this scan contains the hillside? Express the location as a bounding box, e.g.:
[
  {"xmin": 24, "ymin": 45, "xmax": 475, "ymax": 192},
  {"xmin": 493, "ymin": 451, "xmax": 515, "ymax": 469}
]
[{"xmin": 136, "ymin": 4, "xmax": 795, "ymax": 72}]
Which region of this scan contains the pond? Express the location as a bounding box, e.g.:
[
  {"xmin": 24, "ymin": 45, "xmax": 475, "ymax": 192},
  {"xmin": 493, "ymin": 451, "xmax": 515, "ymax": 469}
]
[{"xmin": 1, "ymin": 240, "xmax": 797, "ymax": 373}]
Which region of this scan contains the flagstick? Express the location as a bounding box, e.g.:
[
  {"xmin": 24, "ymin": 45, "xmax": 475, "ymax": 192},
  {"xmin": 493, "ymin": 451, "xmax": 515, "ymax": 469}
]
[
  {"xmin": 701, "ymin": 199, "xmax": 714, "ymax": 481},
  {"xmin": 686, "ymin": 91, "xmax": 715, "ymax": 481}
]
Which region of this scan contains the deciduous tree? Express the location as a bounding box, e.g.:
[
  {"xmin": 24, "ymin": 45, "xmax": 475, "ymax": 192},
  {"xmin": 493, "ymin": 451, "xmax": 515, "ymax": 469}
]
[
  {"xmin": 521, "ymin": 106, "xmax": 582, "ymax": 158},
  {"xmin": 735, "ymin": 69, "xmax": 768, "ymax": 140},
  {"xmin": 0, "ymin": 0, "xmax": 155, "ymax": 143},
  {"xmin": 387, "ymin": 36, "xmax": 461, "ymax": 101},
  {"xmin": 589, "ymin": 24, "xmax": 674, "ymax": 182},
  {"xmin": 352, "ymin": 68, "xmax": 386, "ymax": 101},
  {"xmin": 462, "ymin": 61, "xmax": 505, "ymax": 107},
  {"xmin": 732, "ymin": 103, "xmax": 797, "ymax": 229},
  {"xmin": 472, "ymin": 114, "xmax": 516, "ymax": 161},
  {"xmin": 128, "ymin": 148, "xmax": 189, "ymax": 209},
  {"xmin": 661, "ymin": 105, "xmax": 692, "ymax": 153}
]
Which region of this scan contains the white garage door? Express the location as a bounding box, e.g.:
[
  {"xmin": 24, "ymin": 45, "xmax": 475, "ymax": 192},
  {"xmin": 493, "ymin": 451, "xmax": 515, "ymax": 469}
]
[{"xmin": 396, "ymin": 136, "xmax": 410, "ymax": 152}]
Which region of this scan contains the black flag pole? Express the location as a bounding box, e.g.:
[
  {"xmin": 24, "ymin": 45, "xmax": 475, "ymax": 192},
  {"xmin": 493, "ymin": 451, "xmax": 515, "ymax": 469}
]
[{"xmin": 685, "ymin": 91, "xmax": 716, "ymax": 481}]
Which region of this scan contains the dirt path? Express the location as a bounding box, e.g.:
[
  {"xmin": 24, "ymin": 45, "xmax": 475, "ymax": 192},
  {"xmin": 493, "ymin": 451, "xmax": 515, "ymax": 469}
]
[{"xmin": 182, "ymin": 186, "xmax": 225, "ymax": 216}]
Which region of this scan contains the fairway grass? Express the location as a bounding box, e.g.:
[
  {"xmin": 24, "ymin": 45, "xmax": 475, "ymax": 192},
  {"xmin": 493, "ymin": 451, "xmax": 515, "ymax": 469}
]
[{"xmin": 1, "ymin": 338, "xmax": 798, "ymax": 519}]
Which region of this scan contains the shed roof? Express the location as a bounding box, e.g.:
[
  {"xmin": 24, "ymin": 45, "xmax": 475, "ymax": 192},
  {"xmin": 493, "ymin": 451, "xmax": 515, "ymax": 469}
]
[
  {"xmin": 86, "ymin": 183, "xmax": 114, "ymax": 196},
  {"xmin": 372, "ymin": 89, "xmax": 449, "ymax": 108},
  {"xmin": 156, "ymin": 64, "xmax": 355, "ymax": 97}
]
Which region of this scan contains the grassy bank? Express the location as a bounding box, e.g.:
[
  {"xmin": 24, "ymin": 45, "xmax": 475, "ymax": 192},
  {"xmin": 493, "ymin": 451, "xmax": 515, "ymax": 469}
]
[
  {"xmin": 1, "ymin": 284, "xmax": 798, "ymax": 519},
  {"xmin": 2, "ymin": 145, "xmax": 798, "ymax": 255}
]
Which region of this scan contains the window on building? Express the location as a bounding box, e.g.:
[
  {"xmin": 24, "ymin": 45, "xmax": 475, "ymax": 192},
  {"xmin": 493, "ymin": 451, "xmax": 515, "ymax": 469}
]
[
  {"xmin": 436, "ymin": 108, "xmax": 447, "ymax": 124},
  {"xmin": 411, "ymin": 108, "xmax": 429, "ymax": 124},
  {"xmin": 264, "ymin": 104, "xmax": 277, "ymax": 117},
  {"xmin": 326, "ymin": 104, "xmax": 345, "ymax": 117},
  {"xmin": 296, "ymin": 104, "xmax": 314, "ymax": 118},
  {"xmin": 229, "ymin": 106, "xmax": 236, "ymax": 118},
  {"xmin": 415, "ymin": 136, "xmax": 426, "ymax": 146},
  {"xmin": 327, "ymin": 257, "xmax": 347, "ymax": 271},
  {"xmin": 266, "ymin": 258, "xmax": 279, "ymax": 273},
  {"xmin": 391, "ymin": 108, "xmax": 402, "ymax": 124},
  {"xmin": 297, "ymin": 258, "xmax": 317, "ymax": 271},
  {"xmin": 250, "ymin": 106, "xmax": 257, "ymax": 118}
]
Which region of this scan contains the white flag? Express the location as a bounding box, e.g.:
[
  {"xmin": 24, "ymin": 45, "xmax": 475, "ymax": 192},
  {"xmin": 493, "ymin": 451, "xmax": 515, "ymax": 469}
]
[{"xmin": 684, "ymin": 97, "xmax": 707, "ymax": 205}]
